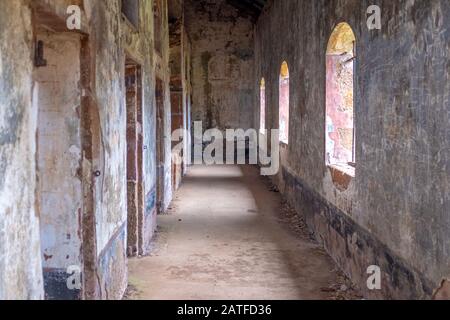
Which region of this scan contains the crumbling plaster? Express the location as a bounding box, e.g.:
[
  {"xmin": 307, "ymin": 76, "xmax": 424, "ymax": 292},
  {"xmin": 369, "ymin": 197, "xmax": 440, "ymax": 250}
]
[
  {"xmin": 169, "ymin": 4, "xmax": 193, "ymax": 191},
  {"xmin": 0, "ymin": 0, "xmax": 44, "ymax": 300},
  {"xmin": 185, "ymin": 0, "xmax": 255, "ymax": 131},
  {"xmin": 35, "ymin": 31, "xmax": 83, "ymax": 273},
  {"xmin": 154, "ymin": 0, "xmax": 174, "ymax": 213},
  {"xmin": 0, "ymin": 0, "xmax": 173, "ymax": 300}
]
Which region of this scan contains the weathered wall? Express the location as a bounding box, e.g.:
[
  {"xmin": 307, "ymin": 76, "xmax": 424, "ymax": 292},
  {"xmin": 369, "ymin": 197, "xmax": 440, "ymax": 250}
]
[
  {"xmin": 121, "ymin": 0, "xmax": 173, "ymax": 254},
  {"xmin": 35, "ymin": 31, "xmax": 84, "ymax": 300},
  {"xmin": 185, "ymin": 0, "xmax": 255, "ymax": 131},
  {"xmin": 169, "ymin": 0, "xmax": 192, "ymax": 191},
  {"xmin": 121, "ymin": 0, "xmax": 160, "ymax": 256},
  {"xmin": 0, "ymin": 0, "xmax": 44, "ymax": 300},
  {"xmin": 255, "ymin": 0, "xmax": 450, "ymax": 299},
  {"xmin": 154, "ymin": 0, "xmax": 173, "ymax": 213},
  {"xmin": 0, "ymin": 0, "xmax": 172, "ymax": 300}
]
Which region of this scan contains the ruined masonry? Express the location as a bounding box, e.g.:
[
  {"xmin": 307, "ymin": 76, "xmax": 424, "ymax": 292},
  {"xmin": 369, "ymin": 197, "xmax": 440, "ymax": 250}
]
[{"xmin": 0, "ymin": 0, "xmax": 449, "ymax": 300}]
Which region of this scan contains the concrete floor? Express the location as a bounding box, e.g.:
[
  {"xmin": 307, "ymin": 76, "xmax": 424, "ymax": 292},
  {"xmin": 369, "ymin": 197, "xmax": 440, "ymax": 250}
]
[{"xmin": 128, "ymin": 165, "xmax": 354, "ymax": 300}]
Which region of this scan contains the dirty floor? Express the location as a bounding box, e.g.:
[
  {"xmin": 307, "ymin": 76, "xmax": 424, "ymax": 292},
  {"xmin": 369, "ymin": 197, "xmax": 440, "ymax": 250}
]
[{"xmin": 127, "ymin": 165, "xmax": 361, "ymax": 300}]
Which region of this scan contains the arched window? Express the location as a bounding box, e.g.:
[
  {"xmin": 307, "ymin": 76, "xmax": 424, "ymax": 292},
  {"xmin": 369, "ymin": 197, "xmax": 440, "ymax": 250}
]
[
  {"xmin": 326, "ymin": 23, "xmax": 356, "ymax": 173},
  {"xmin": 260, "ymin": 78, "xmax": 266, "ymax": 133},
  {"xmin": 279, "ymin": 61, "xmax": 289, "ymax": 144}
]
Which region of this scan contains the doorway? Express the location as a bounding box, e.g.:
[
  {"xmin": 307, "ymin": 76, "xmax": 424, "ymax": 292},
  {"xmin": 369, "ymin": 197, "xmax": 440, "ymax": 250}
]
[{"xmin": 34, "ymin": 27, "xmax": 87, "ymax": 299}]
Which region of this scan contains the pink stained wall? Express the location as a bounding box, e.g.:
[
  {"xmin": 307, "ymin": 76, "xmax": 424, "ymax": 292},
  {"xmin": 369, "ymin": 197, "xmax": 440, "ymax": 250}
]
[
  {"xmin": 326, "ymin": 54, "xmax": 354, "ymax": 165},
  {"xmin": 279, "ymin": 77, "xmax": 289, "ymax": 143},
  {"xmin": 260, "ymin": 85, "xmax": 266, "ymax": 132}
]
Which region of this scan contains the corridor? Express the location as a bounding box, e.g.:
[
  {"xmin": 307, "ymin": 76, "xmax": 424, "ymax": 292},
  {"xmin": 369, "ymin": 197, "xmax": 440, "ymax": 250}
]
[
  {"xmin": 1, "ymin": 0, "xmax": 449, "ymax": 301},
  {"xmin": 128, "ymin": 165, "xmax": 359, "ymax": 300}
]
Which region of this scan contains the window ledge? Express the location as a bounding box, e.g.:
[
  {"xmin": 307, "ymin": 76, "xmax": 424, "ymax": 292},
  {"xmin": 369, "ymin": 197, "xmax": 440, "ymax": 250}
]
[{"xmin": 327, "ymin": 163, "xmax": 355, "ymax": 191}]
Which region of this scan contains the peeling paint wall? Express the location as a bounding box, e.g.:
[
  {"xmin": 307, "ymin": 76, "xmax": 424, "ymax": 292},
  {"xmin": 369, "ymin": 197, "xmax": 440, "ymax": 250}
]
[
  {"xmin": 0, "ymin": 0, "xmax": 44, "ymax": 300},
  {"xmin": 325, "ymin": 24, "xmax": 355, "ymax": 167},
  {"xmin": 121, "ymin": 0, "xmax": 173, "ymax": 255},
  {"xmin": 154, "ymin": 0, "xmax": 173, "ymax": 213},
  {"xmin": 185, "ymin": 0, "xmax": 255, "ymax": 131},
  {"xmin": 34, "ymin": 31, "xmax": 84, "ymax": 300},
  {"xmin": 0, "ymin": 0, "xmax": 175, "ymax": 300},
  {"xmin": 255, "ymin": 0, "xmax": 450, "ymax": 299}
]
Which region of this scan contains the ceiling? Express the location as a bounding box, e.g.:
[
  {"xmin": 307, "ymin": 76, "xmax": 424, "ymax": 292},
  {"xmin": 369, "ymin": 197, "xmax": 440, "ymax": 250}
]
[{"xmin": 226, "ymin": 0, "xmax": 267, "ymax": 21}]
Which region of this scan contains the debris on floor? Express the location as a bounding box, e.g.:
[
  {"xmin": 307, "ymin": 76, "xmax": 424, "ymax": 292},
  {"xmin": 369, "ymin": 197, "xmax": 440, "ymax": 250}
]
[
  {"xmin": 263, "ymin": 176, "xmax": 363, "ymax": 300},
  {"xmin": 322, "ymin": 268, "xmax": 364, "ymax": 300},
  {"xmin": 277, "ymin": 199, "xmax": 315, "ymax": 241}
]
